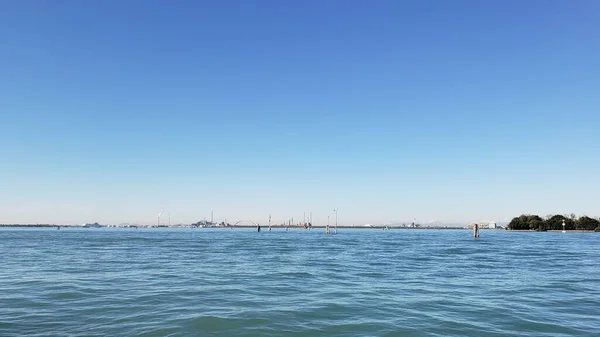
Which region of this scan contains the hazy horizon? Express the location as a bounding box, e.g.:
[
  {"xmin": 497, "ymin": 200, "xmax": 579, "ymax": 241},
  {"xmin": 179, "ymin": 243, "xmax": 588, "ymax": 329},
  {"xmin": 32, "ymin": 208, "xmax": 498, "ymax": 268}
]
[{"xmin": 2, "ymin": 1, "xmax": 598, "ymax": 225}]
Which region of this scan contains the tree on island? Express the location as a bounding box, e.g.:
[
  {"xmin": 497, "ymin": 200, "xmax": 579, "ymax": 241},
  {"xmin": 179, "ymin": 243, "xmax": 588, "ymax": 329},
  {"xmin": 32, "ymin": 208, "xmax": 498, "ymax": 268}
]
[
  {"xmin": 507, "ymin": 214, "xmax": 600, "ymax": 231},
  {"xmin": 545, "ymin": 215, "xmax": 575, "ymax": 230},
  {"xmin": 576, "ymin": 216, "xmax": 600, "ymax": 230},
  {"xmin": 507, "ymin": 214, "xmax": 545, "ymax": 230}
]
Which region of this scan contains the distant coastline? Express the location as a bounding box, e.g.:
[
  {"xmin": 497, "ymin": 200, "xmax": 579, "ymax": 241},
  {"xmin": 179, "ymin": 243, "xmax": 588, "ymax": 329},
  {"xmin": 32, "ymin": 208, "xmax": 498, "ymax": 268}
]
[
  {"xmin": 0, "ymin": 223, "xmax": 472, "ymax": 230},
  {"xmin": 3, "ymin": 214, "xmax": 599, "ymax": 232},
  {"xmin": 1, "ymin": 224, "xmax": 597, "ymax": 232}
]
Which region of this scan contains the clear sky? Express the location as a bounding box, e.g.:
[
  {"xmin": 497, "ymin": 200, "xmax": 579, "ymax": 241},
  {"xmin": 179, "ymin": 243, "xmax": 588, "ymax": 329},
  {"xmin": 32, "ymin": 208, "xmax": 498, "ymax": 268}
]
[{"xmin": 1, "ymin": 1, "xmax": 599, "ymax": 225}]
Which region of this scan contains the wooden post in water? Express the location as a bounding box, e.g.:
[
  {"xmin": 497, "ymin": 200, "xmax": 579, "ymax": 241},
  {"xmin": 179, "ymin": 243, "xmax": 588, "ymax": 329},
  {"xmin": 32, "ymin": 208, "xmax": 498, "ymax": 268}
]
[
  {"xmin": 474, "ymin": 223, "xmax": 479, "ymax": 238},
  {"xmin": 334, "ymin": 209, "xmax": 338, "ymax": 234}
]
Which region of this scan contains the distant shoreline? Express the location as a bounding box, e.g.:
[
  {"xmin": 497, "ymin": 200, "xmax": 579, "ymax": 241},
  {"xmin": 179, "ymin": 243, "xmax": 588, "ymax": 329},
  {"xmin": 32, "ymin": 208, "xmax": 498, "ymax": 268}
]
[
  {"xmin": 0, "ymin": 224, "xmax": 467, "ymax": 230},
  {"xmin": 1, "ymin": 224, "xmax": 597, "ymax": 232}
]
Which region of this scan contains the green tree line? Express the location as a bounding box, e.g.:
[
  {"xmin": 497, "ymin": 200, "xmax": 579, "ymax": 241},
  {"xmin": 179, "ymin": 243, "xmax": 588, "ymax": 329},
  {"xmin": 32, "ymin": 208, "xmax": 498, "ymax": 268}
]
[{"xmin": 507, "ymin": 214, "xmax": 600, "ymax": 231}]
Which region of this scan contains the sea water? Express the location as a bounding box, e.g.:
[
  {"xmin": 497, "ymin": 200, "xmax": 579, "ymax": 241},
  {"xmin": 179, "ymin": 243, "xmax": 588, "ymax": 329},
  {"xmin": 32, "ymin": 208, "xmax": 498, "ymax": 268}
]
[{"xmin": 1, "ymin": 228, "xmax": 599, "ymax": 336}]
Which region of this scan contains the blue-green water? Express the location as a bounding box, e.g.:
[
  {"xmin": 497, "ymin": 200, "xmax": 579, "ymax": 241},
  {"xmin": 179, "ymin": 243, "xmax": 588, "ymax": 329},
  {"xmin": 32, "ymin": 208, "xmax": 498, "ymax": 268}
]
[{"xmin": 1, "ymin": 228, "xmax": 599, "ymax": 336}]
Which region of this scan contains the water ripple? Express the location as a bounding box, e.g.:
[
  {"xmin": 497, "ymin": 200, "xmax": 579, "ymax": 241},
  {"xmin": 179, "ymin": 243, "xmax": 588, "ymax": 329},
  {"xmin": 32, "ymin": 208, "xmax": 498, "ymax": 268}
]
[{"xmin": 1, "ymin": 228, "xmax": 599, "ymax": 336}]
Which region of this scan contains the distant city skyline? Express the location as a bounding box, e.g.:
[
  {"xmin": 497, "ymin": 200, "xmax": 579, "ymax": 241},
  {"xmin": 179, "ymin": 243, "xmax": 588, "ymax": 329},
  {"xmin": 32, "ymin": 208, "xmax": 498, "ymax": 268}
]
[{"xmin": 1, "ymin": 1, "xmax": 599, "ymax": 225}]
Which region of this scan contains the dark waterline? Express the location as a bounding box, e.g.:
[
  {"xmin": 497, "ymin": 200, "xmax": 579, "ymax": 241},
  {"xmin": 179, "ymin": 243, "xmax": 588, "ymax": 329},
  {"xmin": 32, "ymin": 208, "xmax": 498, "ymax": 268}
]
[{"xmin": 1, "ymin": 228, "xmax": 599, "ymax": 336}]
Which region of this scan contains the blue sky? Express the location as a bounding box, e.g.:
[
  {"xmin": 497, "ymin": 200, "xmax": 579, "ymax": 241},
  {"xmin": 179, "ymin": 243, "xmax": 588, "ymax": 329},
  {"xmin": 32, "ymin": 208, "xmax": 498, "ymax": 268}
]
[{"xmin": 1, "ymin": 1, "xmax": 599, "ymax": 225}]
